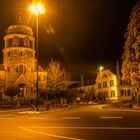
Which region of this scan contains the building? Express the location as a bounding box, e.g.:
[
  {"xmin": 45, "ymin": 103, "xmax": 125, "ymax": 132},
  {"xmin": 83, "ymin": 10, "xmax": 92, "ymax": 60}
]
[
  {"xmin": 0, "ymin": 24, "xmax": 47, "ymax": 99},
  {"xmin": 94, "ymin": 69, "xmax": 118, "ymax": 102}
]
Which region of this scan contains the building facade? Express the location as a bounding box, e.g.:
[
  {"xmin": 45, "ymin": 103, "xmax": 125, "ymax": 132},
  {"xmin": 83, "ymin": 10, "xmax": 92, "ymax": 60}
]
[
  {"xmin": 94, "ymin": 69, "xmax": 118, "ymax": 102},
  {"xmin": 0, "ymin": 24, "xmax": 47, "ymax": 99}
]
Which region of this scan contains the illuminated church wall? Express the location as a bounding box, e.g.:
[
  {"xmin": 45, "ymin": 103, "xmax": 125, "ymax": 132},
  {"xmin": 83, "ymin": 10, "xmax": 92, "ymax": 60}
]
[{"xmin": 0, "ymin": 24, "xmax": 47, "ymax": 99}]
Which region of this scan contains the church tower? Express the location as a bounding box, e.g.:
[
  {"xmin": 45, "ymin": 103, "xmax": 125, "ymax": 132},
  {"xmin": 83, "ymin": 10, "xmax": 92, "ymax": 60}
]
[{"xmin": 3, "ymin": 24, "xmax": 36, "ymax": 98}]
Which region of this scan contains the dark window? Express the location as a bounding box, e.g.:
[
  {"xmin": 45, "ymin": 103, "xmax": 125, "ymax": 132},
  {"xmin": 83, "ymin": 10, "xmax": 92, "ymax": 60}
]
[
  {"xmin": 29, "ymin": 40, "xmax": 33, "ymax": 48},
  {"xmin": 24, "ymin": 38, "xmax": 29, "ymax": 47},
  {"xmin": 127, "ymin": 90, "xmax": 131, "ymax": 96},
  {"xmin": 31, "ymin": 87, "xmax": 33, "ymax": 93},
  {"xmin": 21, "ymin": 52, "xmax": 23, "ymax": 56},
  {"xmin": 121, "ymin": 90, "xmax": 126, "ymax": 96},
  {"xmin": 19, "ymin": 38, "xmax": 24, "ymax": 46},
  {"xmin": 8, "ymin": 52, "xmax": 10, "ymax": 57},
  {"xmin": 16, "ymin": 65, "xmax": 26, "ymax": 74},
  {"xmin": 121, "ymin": 90, "xmax": 124, "ymax": 96},
  {"xmin": 8, "ymin": 38, "xmax": 13, "ymax": 47},
  {"xmin": 103, "ymin": 82, "xmax": 107, "ymax": 88},
  {"xmin": 7, "ymin": 67, "xmax": 10, "ymax": 72}
]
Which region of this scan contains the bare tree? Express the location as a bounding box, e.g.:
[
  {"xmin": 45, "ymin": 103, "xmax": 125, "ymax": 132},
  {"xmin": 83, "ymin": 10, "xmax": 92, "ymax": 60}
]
[{"xmin": 46, "ymin": 59, "xmax": 65, "ymax": 97}]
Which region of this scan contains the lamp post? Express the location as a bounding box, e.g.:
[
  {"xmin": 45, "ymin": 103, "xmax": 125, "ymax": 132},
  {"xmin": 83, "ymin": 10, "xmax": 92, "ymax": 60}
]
[
  {"xmin": 29, "ymin": 3, "xmax": 45, "ymax": 98},
  {"xmin": 99, "ymin": 66, "xmax": 104, "ymax": 101}
]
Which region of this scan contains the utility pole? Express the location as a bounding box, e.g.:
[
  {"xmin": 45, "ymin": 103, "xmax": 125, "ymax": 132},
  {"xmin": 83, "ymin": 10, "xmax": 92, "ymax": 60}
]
[{"xmin": 116, "ymin": 60, "xmax": 121, "ymax": 102}]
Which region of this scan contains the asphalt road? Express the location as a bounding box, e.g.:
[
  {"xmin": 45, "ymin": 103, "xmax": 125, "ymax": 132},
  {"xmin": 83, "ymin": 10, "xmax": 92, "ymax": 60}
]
[{"xmin": 0, "ymin": 104, "xmax": 140, "ymax": 140}]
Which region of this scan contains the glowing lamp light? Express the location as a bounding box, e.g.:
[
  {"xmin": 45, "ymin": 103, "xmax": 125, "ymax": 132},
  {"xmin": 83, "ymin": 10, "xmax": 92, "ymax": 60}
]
[
  {"xmin": 99, "ymin": 66, "xmax": 104, "ymax": 72},
  {"xmin": 29, "ymin": 3, "xmax": 45, "ymax": 14}
]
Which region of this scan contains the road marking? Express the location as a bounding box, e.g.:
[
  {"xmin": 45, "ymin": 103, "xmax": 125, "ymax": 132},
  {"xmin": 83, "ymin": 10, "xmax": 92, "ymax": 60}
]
[
  {"xmin": 61, "ymin": 117, "xmax": 81, "ymax": 120},
  {"xmin": 18, "ymin": 111, "xmax": 40, "ymax": 114},
  {"xmin": 19, "ymin": 126, "xmax": 84, "ymax": 140},
  {"xmin": 0, "ymin": 117, "xmax": 14, "ymax": 119},
  {"xmin": 28, "ymin": 117, "xmax": 45, "ymax": 120},
  {"xmin": 21, "ymin": 126, "xmax": 140, "ymax": 130},
  {"xmin": 100, "ymin": 117, "xmax": 123, "ymax": 119}
]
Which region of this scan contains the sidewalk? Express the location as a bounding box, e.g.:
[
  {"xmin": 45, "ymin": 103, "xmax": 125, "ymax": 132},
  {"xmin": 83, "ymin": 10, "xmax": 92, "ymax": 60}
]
[
  {"xmin": 103, "ymin": 104, "xmax": 140, "ymax": 112},
  {"xmin": 0, "ymin": 104, "xmax": 76, "ymax": 114}
]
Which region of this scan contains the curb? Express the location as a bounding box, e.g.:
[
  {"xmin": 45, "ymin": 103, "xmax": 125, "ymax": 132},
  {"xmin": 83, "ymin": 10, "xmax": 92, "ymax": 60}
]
[
  {"xmin": 104, "ymin": 108, "xmax": 140, "ymax": 112},
  {"xmin": 18, "ymin": 111, "xmax": 40, "ymax": 114}
]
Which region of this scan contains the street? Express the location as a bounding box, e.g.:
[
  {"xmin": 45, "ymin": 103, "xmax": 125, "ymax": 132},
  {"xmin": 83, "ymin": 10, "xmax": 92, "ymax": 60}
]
[{"xmin": 0, "ymin": 104, "xmax": 140, "ymax": 140}]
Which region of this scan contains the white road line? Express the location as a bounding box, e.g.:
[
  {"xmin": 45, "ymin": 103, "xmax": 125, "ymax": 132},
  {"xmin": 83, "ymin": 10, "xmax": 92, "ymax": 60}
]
[
  {"xmin": 19, "ymin": 127, "xmax": 85, "ymax": 140},
  {"xmin": 21, "ymin": 126, "xmax": 140, "ymax": 130},
  {"xmin": 0, "ymin": 118, "xmax": 14, "ymax": 119},
  {"xmin": 28, "ymin": 117, "xmax": 45, "ymax": 120},
  {"xmin": 61, "ymin": 117, "xmax": 81, "ymax": 120},
  {"xmin": 100, "ymin": 117, "xmax": 123, "ymax": 119}
]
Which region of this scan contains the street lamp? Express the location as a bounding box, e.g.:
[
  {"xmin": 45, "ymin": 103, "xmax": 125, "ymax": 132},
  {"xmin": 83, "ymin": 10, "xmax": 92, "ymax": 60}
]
[
  {"xmin": 29, "ymin": 3, "xmax": 45, "ymax": 98},
  {"xmin": 99, "ymin": 66, "xmax": 103, "ymax": 72}
]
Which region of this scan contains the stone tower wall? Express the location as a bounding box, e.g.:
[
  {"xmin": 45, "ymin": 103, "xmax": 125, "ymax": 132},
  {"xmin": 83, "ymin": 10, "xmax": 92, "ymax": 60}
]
[{"xmin": 3, "ymin": 25, "xmax": 36, "ymax": 98}]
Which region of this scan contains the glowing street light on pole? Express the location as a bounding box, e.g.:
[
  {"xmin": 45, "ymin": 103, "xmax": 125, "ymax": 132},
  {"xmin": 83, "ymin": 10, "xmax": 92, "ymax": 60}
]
[
  {"xmin": 99, "ymin": 66, "xmax": 104, "ymax": 72},
  {"xmin": 29, "ymin": 3, "xmax": 45, "ymax": 99}
]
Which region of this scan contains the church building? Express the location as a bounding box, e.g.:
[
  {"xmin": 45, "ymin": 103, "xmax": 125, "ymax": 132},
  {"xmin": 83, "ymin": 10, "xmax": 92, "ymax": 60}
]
[{"xmin": 0, "ymin": 24, "xmax": 47, "ymax": 99}]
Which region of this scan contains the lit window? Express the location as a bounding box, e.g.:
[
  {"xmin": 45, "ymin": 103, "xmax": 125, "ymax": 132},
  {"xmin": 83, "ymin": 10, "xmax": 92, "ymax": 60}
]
[
  {"xmin": 13, "ymin": 36, "xmax": 19, "ymax": 46},
  {"xmin": 110, "ymin": 90, "xmax": 115, "ymax": 97},
  {"xmin": 103, "ymin": 82, "xmax": 107, "ymax": 88},
  {"xmin": 110, "ymin": 80, "xmax": 114, "ymax": 87},
  {"xmin": 98, "ymin": 83, "xmax": 101, "ymax": 89},
  {"xmin": 44, "ymin": 76, "xmax": 46, "ymax": 80},
  {"xmin": 104, "ymin": 91, "xmax": 108, "ymax": 97}
]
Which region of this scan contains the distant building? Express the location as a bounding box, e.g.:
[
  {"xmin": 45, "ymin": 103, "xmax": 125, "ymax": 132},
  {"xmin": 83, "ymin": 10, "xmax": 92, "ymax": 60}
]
[
  {"xmin": 0, "ymin": 24, "xmax": 47, "ymax": 99},
  {"xmin": 76, "ymin": 84, "xmax": 94, "ymax": 101},
  {"xmin": 70, "ymin": 68, "xmax": 133, "ymax": 103},
  {"xmin": 94, "ymin": 69, "xmax": 118, "ymax": 102}
]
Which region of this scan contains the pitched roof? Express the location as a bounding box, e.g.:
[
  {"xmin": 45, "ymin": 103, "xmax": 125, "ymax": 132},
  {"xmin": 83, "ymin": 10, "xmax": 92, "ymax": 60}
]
[{"xmin": 34, "ymin": 65, "xmax": 45, "ymax": 72}]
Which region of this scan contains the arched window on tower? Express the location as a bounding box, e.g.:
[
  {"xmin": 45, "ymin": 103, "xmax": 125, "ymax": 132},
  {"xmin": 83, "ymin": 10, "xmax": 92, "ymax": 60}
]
[
  {"xmin": 8, "ymin": 38, "xmax": 13, "ymax": 47},
  {"xmin": 19, "ymin": 38, "xmax": 24, "ymax": 47},
  {"xmin": 13, "ymin": 36, "xmax": 19, "ymax": 46},
  {"xmin": 16, "ymin": 65, "xmax": 26, "ymax": 74},
  {"xmin": 24, "ymin": 37, "xmax": 29, "ymax": 47},
  {"xmin": 29, "ymin": 40, "xmax": 33, "ymax": 48}
]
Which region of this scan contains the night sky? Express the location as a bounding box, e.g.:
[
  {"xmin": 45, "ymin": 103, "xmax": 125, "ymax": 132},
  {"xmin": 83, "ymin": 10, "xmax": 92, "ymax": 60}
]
[{"xmin": 0, "ymin": 0, "xmax": 137, "ymax": 81}]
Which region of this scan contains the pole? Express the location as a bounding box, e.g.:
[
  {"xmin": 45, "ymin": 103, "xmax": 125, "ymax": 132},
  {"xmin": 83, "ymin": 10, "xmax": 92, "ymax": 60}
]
[{"xmin": 36, "ymin": 12, "xmax": 39, "ymax": 98}]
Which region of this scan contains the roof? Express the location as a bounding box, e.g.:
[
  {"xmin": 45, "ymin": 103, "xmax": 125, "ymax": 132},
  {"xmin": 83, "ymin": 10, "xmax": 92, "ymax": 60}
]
[
  {"xmin": 5, "ymin": 24, "xmax": 33, "ymax": 36},
  {"xmin": 35, "ymin": 65, "xmax": 45, "ymax": 72}
]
